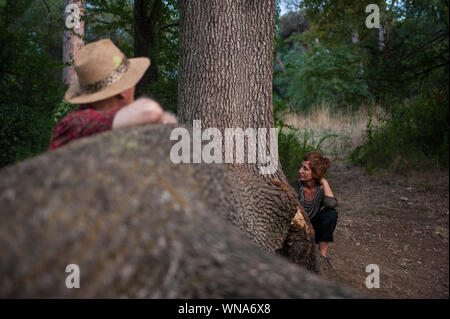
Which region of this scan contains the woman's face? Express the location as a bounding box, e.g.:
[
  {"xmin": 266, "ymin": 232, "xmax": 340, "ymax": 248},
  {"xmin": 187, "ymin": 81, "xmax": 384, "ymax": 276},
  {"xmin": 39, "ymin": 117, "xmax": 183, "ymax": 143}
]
[{"xmin": 299, "ymin": 161, "xmax": 313, "ymax": 182}]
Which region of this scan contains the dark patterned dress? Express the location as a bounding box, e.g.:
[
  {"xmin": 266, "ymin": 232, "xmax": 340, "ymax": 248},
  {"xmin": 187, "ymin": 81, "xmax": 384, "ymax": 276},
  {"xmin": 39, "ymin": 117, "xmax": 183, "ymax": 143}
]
[
  {"xmin": 290, "ymin": 179, "xmax": 339, "ymax": 244},
  {"xmin": 48, "ymin": 105, "xmax": 121, "ymax": 151}
]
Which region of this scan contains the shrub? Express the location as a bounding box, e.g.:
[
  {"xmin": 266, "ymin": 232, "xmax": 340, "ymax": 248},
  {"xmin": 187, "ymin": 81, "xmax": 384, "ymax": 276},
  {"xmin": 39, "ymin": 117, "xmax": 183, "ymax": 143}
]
[
  {"xmin": 350, "ymin": 88, "xmax": 449, "ymax": 173},
  {"xmin": 275, "ymin": 42, "xmax": 373, "ymax": 112}
]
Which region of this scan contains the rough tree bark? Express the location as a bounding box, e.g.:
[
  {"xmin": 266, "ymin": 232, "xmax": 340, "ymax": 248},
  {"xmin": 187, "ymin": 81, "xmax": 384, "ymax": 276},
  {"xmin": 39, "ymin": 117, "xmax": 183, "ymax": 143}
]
[
  {"xmin": 63, "ymin": 0, "xmax": 85, "ymax": 84},
  {"xmin": 0, "ymin": 0, "xmax": 343, "ymax": 297},
  {"xmin": 0, "ymin": 125, "xmax": 362, "ymax": 298},
  {"xmin": 133, "ymin": 0, "xmax": 161, "ymax": 96},
  {"xmin": 178, "ymin": 0, "xmax": 327, "ymax": 274}
]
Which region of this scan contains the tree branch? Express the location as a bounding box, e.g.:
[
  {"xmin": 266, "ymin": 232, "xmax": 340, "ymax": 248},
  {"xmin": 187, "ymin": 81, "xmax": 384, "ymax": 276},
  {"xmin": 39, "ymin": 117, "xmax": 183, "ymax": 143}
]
[
  {"xmin": 41, "ymin": 0, "xmax": 50, "ymax": 13},
  {"xmin": 402, "ymin": 30, "xmax": 448, "ymax": 62},
  {"xmin": 356, "ymin": 62, "xmax": 448, "ymax": 83},
  {"xmin": 160, "ymin": 22, "xmax": 179, "ymax": 31}
]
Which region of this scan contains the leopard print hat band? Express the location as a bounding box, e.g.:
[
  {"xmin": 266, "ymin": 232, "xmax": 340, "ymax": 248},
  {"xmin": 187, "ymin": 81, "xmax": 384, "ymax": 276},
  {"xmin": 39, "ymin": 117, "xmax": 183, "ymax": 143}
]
[{"xmin": 73, "ymin": 57, "xmax": 130, "ymax": 97}]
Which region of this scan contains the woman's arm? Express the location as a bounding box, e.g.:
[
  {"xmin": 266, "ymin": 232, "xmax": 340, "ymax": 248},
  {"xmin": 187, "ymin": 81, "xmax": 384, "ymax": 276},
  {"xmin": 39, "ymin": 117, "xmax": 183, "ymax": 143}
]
[
  {"xmin": 320, "ymin": 177, "xmax": 334, "ymax": 198},
  {"xmin": 320, "ymin": 177, "xmax": 338, "ymax": 208},
  {"xmin": 112, "ymin": 98, "xmax": 177, "ymax": 129}
]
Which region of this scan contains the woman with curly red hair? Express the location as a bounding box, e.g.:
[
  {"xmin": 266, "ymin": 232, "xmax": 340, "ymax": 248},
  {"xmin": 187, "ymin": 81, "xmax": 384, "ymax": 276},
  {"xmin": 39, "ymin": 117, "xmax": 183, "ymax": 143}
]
[{"xmin": 290, "ymin": 151, "xmax": 338, "ymax": 265}]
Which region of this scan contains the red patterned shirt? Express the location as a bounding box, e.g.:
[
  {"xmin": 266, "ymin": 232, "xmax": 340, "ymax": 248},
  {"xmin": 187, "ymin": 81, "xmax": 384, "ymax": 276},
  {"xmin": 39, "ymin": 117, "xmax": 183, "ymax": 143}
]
[{"xmin": 48, "ymin": 105, "xmax": 121, "ymax": 151}]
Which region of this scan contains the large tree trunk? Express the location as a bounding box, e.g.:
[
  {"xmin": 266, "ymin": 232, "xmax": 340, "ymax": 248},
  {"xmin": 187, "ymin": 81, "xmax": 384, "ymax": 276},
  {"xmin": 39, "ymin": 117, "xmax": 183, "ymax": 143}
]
[
  {"xmin": 0, "ymin": 125, "xmax": 362, "ymax": 298},
  {"xmin": 63, "ymin": 0, "xmax": 85, "ymax": 85},
  {"xmin": 133, "ymin": 0, "xmax": 161, "ymax": 97},
  {"xmin": 178, "ymin": 0, "xmax": 278, "ymax": 178},
  {"xmin": 178, "ymin": 0, "xmax": 325, "ymax": 272}
]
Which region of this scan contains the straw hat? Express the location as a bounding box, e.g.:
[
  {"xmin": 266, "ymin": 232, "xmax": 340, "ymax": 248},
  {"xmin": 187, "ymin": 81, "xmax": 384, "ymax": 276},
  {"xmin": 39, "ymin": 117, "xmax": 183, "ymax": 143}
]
[{"xmin": 64, "ymin": 39, "xmax": 150, "ymax": 104}]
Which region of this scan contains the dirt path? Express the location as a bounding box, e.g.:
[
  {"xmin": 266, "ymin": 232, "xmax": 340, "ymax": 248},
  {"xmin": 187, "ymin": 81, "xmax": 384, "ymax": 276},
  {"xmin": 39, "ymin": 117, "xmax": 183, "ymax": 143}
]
[{"xmin": 325, "ymin": 161, "xmax": 449, "ymax": 298}]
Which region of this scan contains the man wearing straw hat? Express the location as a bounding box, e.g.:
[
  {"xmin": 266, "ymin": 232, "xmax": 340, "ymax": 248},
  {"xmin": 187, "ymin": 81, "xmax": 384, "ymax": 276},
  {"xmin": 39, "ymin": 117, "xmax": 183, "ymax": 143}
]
[{"xmin": 49, "ymin": 38, "xmax": 176, "ymax": 151}]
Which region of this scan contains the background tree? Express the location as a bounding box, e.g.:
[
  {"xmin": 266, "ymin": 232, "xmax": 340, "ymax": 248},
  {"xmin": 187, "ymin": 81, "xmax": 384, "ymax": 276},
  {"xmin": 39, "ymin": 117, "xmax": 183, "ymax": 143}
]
[
  {"xmin": 63, "ymin": 0, "xmax": 85, "ymax": 84},
  {"xmin": 133, "ymin": 0, "xmax": 179, "ymax": 110},
  {"xmin": 133, "ymin": 0, "xmax": 161, "ymax": 96}
]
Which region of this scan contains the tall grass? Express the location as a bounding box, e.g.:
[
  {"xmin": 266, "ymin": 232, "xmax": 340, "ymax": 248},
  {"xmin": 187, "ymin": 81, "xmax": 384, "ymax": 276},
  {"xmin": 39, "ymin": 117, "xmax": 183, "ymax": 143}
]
[
  {"xmin": 281, "ymin": 103, "xmax": 383, "ymax": 161},
  {"xmin": 275, "ymin": 99, "xmax": 339, "ymax": 181},
  {"xmin": 280, "ymin": 93, "xmax": 449, "ymax": 175}
]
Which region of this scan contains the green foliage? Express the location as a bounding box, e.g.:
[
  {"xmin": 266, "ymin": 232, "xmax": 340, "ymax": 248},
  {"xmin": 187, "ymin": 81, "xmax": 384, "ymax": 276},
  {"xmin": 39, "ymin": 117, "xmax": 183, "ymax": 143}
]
[
  {"xmin": 274, "ymin": 96, "xmax": 336, "ymax": 181},
  {"xmin": 148, "ymin": 74, "xmax": 178, "ymax": 113},
  {"xmin": 0, "ymin": 104, "xmax": 57, "ymax": 166},
  {"xmin": 362, "ymin": 0, "xmax": 449, "ymax": 103},
  {"xmin": 350, "ymin": 87, "xmax": 449, "ymax": 173},
  {"xmin": 148, "ymin": 0, "xmax": 179, "ymax": 114},
  {"xmin": 0, "ymin": 0, "xmax": 66, "ymax": 168},
  {"xmin": 277, "ymin": 10, "xmax": 309, "ymax": 40},
  {"xmin": 53, "ymin": 101, "xmax": 75, "ymax": 123},
  {"xmin": 276, "ymin": 0, "xmax": 449, "ymax": 110},
  {"xmin": 277, "ymin": 1, "xmax": 449, "ymax": 172},
  {"xmin": 276, "ymin": 41, "xmax": 373, "ymax": 111}
]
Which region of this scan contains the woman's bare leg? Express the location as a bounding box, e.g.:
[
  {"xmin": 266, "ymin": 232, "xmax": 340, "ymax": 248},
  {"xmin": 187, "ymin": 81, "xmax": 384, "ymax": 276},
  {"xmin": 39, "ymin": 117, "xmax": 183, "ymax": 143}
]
[{"xmin": 319, "ymin": 241, "xmax": 330, "ymax": 257}]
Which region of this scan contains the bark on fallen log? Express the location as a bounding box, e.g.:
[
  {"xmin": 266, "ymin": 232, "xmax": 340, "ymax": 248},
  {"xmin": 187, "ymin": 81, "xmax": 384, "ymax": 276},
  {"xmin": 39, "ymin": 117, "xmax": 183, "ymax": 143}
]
[{"xmin": 0, "ymin": 124, "xmax": 365, "ymax": 298}]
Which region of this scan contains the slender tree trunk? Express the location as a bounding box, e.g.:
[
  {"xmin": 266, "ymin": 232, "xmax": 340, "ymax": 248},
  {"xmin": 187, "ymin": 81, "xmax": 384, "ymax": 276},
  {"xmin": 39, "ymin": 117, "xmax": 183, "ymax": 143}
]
[
  {"xmin": 133, "ymin": 0, "xmax": 161, "ymax": 97},
  {"xmin": 378, "ymin": 23, "xmax": 385, "ymax": 51},
  {"xmin": 178, "ymin": 0, "xmax": 325, "ymax": 273},
  {"xmin": 352, "ymin": 29, "xmax": 359, "ymax": 44},
  {"xmin": 276, "ymin": 54, "xmax": 287, "ymax": 75},
  {"xmin": 63, "ymin": 0, "xmax": 84, "ymax": 85}
]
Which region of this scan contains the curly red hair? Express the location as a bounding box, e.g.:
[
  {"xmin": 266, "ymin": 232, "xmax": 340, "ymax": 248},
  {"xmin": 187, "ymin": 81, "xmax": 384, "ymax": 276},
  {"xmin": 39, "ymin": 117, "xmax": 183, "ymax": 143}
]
[{"xmin": 303, "ymin": 151, "xmax": 332, "ymax": 183}]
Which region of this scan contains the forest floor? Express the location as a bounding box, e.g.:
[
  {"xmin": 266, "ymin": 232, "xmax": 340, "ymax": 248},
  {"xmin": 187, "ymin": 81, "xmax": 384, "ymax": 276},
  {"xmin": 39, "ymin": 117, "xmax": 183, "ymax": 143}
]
[
  {"xmin": 325, "ymin": 160, "xmax": 449, "ymax": 298},
  {"xmin": 284, "ymin": 109, "xmax": 449, "ymax": 298}
]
